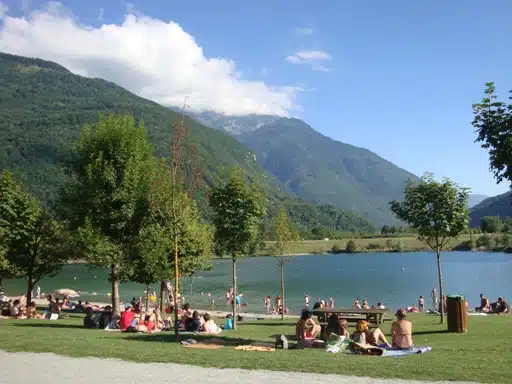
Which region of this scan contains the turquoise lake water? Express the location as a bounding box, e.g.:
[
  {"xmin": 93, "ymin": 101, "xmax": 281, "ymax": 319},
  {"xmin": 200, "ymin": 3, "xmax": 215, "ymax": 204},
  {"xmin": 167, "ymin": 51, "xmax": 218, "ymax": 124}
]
[{"xmin": 2, "ymin": 251, "xmax": 510, "ymax": 314}]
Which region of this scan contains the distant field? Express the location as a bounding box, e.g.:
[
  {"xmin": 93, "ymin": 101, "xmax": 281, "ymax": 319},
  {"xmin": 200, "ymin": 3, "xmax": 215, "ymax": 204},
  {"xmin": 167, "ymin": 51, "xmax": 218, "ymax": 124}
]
[{"xmin": 259, "ymin": 234, "xmax": 473, "ymax": 255}]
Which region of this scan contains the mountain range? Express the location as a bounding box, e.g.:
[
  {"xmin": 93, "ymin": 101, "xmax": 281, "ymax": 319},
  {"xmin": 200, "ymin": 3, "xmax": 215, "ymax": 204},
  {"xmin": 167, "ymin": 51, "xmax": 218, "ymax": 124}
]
[
  {"xmin": 470, "ymin": 191, "xmax": 512, "ymax": 226},
  {"xmin": 0, "ymin": 52, "xmax": 377, "ymax": 235},
  {"xmin": 190, "ymin": 111, "xmax": 418, "ymax": 225}
]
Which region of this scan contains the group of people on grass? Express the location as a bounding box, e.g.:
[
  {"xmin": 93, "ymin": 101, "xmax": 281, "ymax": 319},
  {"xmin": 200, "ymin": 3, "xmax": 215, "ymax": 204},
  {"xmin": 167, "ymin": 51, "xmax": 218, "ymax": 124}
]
[
  {"xmin": 83, "ymin": 299, "xmax": 228, "ymax": 334},
  {"xmin": 296, "ymin": 308, "xmax": 414, "ymax": 350},
  {"xmin": 475, "ymin": 294, "xmax": 509, "ymax": 314},
  {"xmin": 0, "ymin": 293, "xmax": 71, "ymax": 319}
]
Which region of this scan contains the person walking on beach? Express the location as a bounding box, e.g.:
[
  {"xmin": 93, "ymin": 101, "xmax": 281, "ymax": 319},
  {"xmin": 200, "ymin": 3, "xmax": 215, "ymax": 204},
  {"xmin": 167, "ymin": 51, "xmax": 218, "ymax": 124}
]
[
  {"xmin": 304, "ymin": 294, "xmax": 310, "ymax": 308},
  {"xmin": 36, "ymin": 285, "xmax": 41, "ymax": 299},
  {"xmin": 329, "ymin": 297, "xmax": 334, "ymax": 308},
  {"xmin": 432, "ymin": 288, "xmax": 438, "ymax": 310}
]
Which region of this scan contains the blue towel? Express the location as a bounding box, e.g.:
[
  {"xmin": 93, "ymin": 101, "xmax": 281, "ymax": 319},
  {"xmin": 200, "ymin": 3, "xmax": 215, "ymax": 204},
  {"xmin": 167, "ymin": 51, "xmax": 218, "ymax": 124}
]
[{"xmin": 383, "ymin": 346, "xmax": 432, "ymax": 357}]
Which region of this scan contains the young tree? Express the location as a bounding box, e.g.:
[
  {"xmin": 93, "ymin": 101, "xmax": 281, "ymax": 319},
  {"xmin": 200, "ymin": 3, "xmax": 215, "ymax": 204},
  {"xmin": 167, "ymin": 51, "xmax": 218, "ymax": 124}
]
[
  {"xmin": 472, "ymin": 82, "xmax": 512, "ymax": 186},
  {"xmin": 209, "ymin": 168, "xmax": 267, "ymax": 329},
  {"xmin": 148, "ymin": 157, "xmax": 211, "ymax": 339},
  {"xmin": 271, "ymin": 208, "xmax": 298, "ymax": 320},
  {"xmin": 60, "ymin": 115, "xmax": 154, "ymax": 315},
  {"xmin": 8, "ymin": 211, "xmax": 69, "ymax": 302},
  {"xmin": 1, "ymin": 171, "xmax": 69, "ymax": 301},
  {"xmin": 390, "ymin": 173, "xmax": 470, "ymax": 323}
]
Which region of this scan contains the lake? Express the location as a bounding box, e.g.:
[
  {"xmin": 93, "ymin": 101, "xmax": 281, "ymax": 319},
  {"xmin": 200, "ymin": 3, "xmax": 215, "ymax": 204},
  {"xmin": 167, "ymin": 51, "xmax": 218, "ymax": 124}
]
[{"xmin": 2, "ymin": 251, "xmax": 510, "ymax": 314}]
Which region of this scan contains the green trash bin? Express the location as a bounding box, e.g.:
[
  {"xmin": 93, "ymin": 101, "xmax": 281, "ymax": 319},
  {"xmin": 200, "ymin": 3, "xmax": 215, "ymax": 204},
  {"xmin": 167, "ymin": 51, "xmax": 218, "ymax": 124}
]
[{"xmin": 446, "ymin": 294, "xmax": 467, "ymax": 333}]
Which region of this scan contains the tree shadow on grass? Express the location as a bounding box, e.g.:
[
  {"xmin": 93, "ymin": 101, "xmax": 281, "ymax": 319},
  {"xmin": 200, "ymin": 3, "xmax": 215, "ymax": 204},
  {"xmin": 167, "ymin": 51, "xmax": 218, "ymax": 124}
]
[
  {"xmin": 413, "ymin": 330, "xmax": 451, "ymax": 336},
  {"xmin": 122, "ymin": 332, "xmax": 270, "ymax": 345},
  {"xmin": 12, "ymin": 322, "xmax": 84, "ymax": 330}
]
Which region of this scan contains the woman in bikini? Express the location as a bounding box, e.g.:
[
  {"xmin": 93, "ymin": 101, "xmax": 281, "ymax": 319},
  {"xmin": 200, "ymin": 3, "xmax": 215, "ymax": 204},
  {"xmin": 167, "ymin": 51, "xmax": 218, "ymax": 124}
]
[
  {"xmin": 295, "ymin": 310, "xmax": 321, "ymax": 346},
  {"xmin": 391, "ymin": 308, "xmax": 413, "ymax": 350}
]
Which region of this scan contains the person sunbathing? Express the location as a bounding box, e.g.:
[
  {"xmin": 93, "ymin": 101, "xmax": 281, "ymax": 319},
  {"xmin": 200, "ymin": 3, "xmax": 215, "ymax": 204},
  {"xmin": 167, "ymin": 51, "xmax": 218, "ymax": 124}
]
[
  {"xmin": 324, "ymin": 314, "xmax": 349, "ymax": 340},
  {"xmin": 296, "ymin": 310, "xmax": 321, "ymax": 347},
  {"xmin": 391, "ymin": 308, "xmax": 413, "ymax": 350}
]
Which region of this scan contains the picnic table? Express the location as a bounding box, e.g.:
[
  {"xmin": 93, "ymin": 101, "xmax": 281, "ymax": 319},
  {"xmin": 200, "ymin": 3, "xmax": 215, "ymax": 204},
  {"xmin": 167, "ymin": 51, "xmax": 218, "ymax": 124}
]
[{"xmin": 312, "ymin": 307, "xmax": 389, "ymax": 328}]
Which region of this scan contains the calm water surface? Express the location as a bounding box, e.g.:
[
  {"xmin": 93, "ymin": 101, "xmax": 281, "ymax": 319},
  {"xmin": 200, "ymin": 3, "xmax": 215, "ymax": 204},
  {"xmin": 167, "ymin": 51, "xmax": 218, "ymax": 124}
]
[{"xmin": 3, "ymin": 252, "xmax": 511, "ymax": 314}]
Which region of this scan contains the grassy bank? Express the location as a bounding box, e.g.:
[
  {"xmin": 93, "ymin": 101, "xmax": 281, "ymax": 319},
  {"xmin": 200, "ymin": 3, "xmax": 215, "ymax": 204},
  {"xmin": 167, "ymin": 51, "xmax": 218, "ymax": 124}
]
[
  {"xmin": 0, "ymin": 313, "xmax": 510, "ymax": 383},
  {"xmin": 257, "ymin": 234, "xmax": 474, "ymax": 256}
]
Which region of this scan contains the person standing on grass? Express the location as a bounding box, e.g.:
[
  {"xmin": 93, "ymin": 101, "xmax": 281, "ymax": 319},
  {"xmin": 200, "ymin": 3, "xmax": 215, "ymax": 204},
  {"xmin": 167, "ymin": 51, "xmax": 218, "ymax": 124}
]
[
  {"xmin": 432, "ymin": 288, "xmax": 438, "ymax": 310},
  {"xmin": 418, "ymin": 296, "xmax": 425, "ymax": 312}
]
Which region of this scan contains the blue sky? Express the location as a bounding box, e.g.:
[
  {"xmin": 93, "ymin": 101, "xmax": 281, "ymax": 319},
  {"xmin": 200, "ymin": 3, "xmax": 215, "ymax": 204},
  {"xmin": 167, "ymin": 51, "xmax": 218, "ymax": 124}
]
[{"xmin": 1, "ymin": 0, "xmax": 511, "ymax": 196}]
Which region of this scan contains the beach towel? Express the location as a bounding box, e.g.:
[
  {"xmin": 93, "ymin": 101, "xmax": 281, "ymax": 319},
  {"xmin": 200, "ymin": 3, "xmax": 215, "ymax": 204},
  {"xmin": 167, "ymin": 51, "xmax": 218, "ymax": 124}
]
[
  {"xmin": 348, "ymin": 341, "xmax": 385, "ymax": 356},
  {"xmin": 234, "ymin": 345, "xmax": 275, "ymax": 352},
  {"xmin": 326, "ymin": 333, "xmax": 349, "ymax": 354},
  {"xmin": 383, "ymin": 346, "xmax": 432, "ymax": 357},
  {"xmin": 468, "ymin": 312, "xmax": 488, "ymax": 316},
  {"xmin": 182, "ymin": 343, "xmax": 224, "ymax": 350}
]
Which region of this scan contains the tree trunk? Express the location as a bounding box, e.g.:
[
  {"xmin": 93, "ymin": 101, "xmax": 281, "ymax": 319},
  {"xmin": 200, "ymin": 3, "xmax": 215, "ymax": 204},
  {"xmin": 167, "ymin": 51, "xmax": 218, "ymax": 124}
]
[
  {"xmin": 26, "ymin": 277, "xmax": 34, "ymax": 304},
  {"xmin": 232, "ymin": 258, "xmax": 237, "ymax": 330},
  {"xmin": 111, "ymin": 264, "xmax": 120, "ymax": 316},
  {"xmin": 145, "ymin": 284, "xmax": 150, "ymax": 312},
  {"xmin": 280, "ymin": 263, "xmax": 285, "ymax": 321},
  {"xmin": 159, "ymin": 281, "xmax": 165, "ymax": 313},
  {"xmin": 436, "ymin": 250, "xmax": 445, "ymax": 324},
  {"xmin": 0, "ymin": 276, "xmax": 3, "ymax": 291},
  {"xmin": 173, "ymin": 236, "xmax": 180, "ymax": 342}
]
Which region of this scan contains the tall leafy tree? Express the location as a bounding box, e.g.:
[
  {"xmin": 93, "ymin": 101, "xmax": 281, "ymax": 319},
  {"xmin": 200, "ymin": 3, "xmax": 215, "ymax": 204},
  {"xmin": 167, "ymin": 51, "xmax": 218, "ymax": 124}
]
[
  {"xmin": 472, "ymin": 82, "xmax": 512, "ymax": 186},
  {"xmin": 0, "ymin": 171, "xmax": 69, "ymax": 301},
  {"xmin": 209, "ymin": 167, "xmax": 267, "ymax": 329},
  {"xmin": 390, "ymin": 173, "xmax": 469, "ymax": 323},
  {"xmin": 271, "ymin": 208, "xmax": 298, "ymax": 320},
  {"xmin": 60, "ymin": 115, "xmax": 154, "ymax": 315},
  {"xmin": 480, "ymin": 216, "xmax": 502, "ymax": 234}
]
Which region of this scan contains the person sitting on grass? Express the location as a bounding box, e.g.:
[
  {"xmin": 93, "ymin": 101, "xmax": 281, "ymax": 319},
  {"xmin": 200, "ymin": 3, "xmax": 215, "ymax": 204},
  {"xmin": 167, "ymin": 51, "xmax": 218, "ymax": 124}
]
[
  {"xmin": 26, "ymin": 302, "xmax": 45, "ymax": 319},
  {"xmin": 351, "ymin": 320, "xmax": 390, "ymax": 347},
  {"xmin": 119, "ymin": 304, "xmax": 136, "ymax": 331},
  {"xmin": 152, "ymin": 308, "xmax": 165, "ymax": 330},
  {"xmin": 201, "ymin": 313, "xmax": 221, "ymax": 334},
  {"xmin": 325, "ymin": 314, "xmax": 350, "ymax": 340},
  {"xmin": 391, "ymin": 308, "xmax": 413, "ymax": 350},
  {"xmin": 493, "ymin": 297, "xmax": 509, "ymax": 314},
  {"xmin": 185, "ymin": 310, "xmax": 203, "ymax": 332},
  {"xmin": 83, "ymin": 307, "xmax": 98, "ymax": 329},
  {"xmin": 10, "ymin": 299, "xmax": 25, "ymax": 318},
  {"xmin": 296, "ymin": 310, "xmax": 321, "ymax": 347},
  {"xmin": 476, "ymin": 294, "xmax": 490, "ymax": 312}
]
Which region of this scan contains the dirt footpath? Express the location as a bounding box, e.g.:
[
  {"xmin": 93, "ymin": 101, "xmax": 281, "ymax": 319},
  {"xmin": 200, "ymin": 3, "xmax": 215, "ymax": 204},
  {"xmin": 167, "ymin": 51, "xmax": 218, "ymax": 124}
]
[{"xmin": 0, "ymin": 350, "xmax": 477, "ymax": 384}]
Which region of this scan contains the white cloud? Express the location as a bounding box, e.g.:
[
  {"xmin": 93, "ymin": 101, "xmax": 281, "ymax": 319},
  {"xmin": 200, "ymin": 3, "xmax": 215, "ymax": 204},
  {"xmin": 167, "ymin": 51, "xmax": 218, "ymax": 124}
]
[
  {"xmin": 0, "ymin": 3, "xmax": 300, "ymax": 116},
  {"xmin": 0, "ymin": 2, "xmax": 8, "ymax": 19},
  {"xmin": 295, "ymin": 27, "xmax": 313, "ymax": 36},
  {"xmin": 285, "ymin": 50, "xmax": 332, "ymax": 72}
]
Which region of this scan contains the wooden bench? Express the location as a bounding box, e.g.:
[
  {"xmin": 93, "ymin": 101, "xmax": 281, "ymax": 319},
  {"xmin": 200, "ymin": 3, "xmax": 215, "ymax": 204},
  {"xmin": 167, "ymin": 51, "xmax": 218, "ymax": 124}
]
[{"xmin": 313, "ymin": 308, "xmax": 389, "ymax": 333}]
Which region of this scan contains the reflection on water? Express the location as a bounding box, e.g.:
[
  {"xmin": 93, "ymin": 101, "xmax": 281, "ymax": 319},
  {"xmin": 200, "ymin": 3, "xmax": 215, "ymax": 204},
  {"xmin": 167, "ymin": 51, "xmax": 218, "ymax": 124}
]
[{"xmin": 3, "ymin": 251, "xmax": 511, "ymax": 314}]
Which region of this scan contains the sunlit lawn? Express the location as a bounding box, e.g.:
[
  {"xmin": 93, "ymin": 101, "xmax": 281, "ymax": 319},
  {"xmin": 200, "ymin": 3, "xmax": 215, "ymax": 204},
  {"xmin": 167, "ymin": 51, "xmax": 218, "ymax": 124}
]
[{"xmin": 0, "ymin": 312, "xmax": 510, "ymax": 383}]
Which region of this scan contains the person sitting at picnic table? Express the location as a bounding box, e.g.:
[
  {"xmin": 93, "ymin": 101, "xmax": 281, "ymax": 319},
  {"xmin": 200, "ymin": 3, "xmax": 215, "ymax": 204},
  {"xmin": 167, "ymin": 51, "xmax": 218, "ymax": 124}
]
[
  {"xmin": 476, "ymin": 294, "xmax": 491, "ymax": 312},
  {"xmin": 324, "ymin": 314, "xmax": 349, "ymax": 340},
  {"xmin": 391, "ymin": 308, "xmax": 413, "ymax": 350},
  {"xmin": 296, "ymin": 310, "xmax": 321, "ymax": 347},
  {"xmin": 351, "ymin": 320, "xmax": 390, "ymax": 347}
]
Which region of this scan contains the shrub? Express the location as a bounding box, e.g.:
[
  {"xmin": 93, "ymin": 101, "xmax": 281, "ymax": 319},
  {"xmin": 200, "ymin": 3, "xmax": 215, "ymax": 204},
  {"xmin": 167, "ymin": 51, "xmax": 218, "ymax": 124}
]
[
  {"xmin": 385, "ymin": 239, "xmax": 394, "ymax": 250},
  {"xmin": 331, "ymin": 243, "xmax": 343, "ymax": 254},
  {"xmin": 366, "ymin": 243, "xmax": 381, "ymax": 250},
  {"xmin": 345, "ymin": 240, "xmax": 357, "ymax": 253},
  {"xmin": 392, "ymin": 239, "xmax": 405, "ymax": 252}
]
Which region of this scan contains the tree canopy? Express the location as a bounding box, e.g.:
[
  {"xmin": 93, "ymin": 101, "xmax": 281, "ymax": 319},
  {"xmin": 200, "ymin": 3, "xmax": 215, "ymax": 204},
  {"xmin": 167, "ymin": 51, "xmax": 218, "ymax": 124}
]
[{"xmin": 472, "ymin": 82, "xmax": 512, "ymax": 186}]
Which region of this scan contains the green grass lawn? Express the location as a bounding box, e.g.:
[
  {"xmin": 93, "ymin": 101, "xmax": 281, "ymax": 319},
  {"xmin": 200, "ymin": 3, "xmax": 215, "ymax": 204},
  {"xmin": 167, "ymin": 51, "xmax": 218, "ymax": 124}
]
[{"xmin": 1, "ymin": 313, "xmax": 511, "ymax": 382}]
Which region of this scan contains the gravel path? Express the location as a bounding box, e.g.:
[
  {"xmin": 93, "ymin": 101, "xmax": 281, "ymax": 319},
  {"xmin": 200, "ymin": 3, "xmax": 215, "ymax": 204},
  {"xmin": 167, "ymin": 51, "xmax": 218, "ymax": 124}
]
[{"xmin": 1, "ymin": 350, "xmax": 477, "ymax": 384}]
